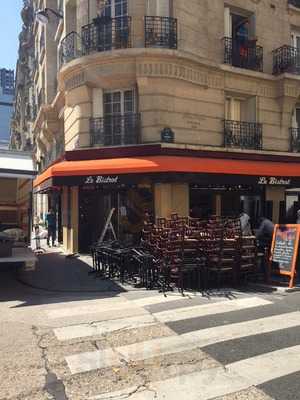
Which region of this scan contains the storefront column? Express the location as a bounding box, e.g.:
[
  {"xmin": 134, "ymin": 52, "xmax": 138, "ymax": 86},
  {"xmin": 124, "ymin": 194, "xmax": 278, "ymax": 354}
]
[
  {"xmin": 265, "ymin": 186, "xmax": 285, "ymax": 223},
  {"xmin": 154, "ymin": 183, "xmax": 189, "ymax": 218},
  {"xmin": 70, "ymin": 187, "xmax": 79, "ymax": 254},
  {"xmin": 61, "ymin": 186, "xmax": 69, "ymax": 252},
  {"xmin": 214, "ymin": 194, "xmax": 222, "ymax": 216},
  {"xmin": 61, "ymin": 186, "xmax": 78, "ymax": 253}
]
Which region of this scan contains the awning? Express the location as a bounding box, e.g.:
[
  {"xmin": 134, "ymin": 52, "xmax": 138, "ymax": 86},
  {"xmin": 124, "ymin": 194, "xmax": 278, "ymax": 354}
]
[
  {"xmin": 0, "ymin": 150, "xmax": 36, "ymax": 179},
  {"xmin": 33, "ymin": 155, "xmax": 300, "ymax": 188}
]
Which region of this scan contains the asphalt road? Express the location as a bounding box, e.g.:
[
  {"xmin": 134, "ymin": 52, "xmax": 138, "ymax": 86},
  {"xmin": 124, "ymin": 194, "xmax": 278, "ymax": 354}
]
[{"xmin": 1, "ymin": 254, "xmax": 300, "ymax": 400}]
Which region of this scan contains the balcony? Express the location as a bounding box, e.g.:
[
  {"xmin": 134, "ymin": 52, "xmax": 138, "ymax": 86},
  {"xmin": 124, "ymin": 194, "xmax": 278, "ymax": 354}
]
[
  {"xmin": 90, "ymin": 113, "xmax": 140, "ymax": 147},
  {"xmin": 223, "ymin": 37, "xmax": 263, "ymax": 72},
  {"xmin": 273, "ymin": 45, "xmax": 300, "ymax": 75},
  {"xmin": 289, "ymin": 0, "xmax": 300, "ymax": 8},
  {"xmin": 144, "ymin": 16, "xmax": 177, "ymax": 49},
  {"xmin": 59, "ymin": 31, "xmax": 82, "ymax": 67},
  {"xmin": 82, "ymin": 16, "xmax": 132, "ymax": 55},
  {"xmin": 60, "ymin": 16, "xmax": 177, "ymax": 68},
  {"xmin": 224, "ymin": 120, "xmax": 263, "ymax": 150},
  {"xmin": 290, "ymin": 128, "xmax": 300, "ymax": 152}
]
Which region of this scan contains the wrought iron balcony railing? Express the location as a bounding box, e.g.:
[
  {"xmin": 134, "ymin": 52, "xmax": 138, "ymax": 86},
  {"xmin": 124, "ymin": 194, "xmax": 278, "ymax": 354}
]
[
  {"xmin": 90, "ymin": 113, "xmax": 140, "ymax": 147},
  {"xmin": 82, "ymin": 16, "xmax": 132, "ymax": 55},
  {"xmin": 289, "ymin": 0, "xmax": 300, "ymax": 8},
  {"xmin": 59, "ymin": 31, "xmax": 82, "ymax": 67},
  {"xmin": 145, "ymin": 16, "xmax": 177, "ymax": 49},
  {"xmin": 224, "ymin": 120, "xmax": 263, "ymax": 150},
  {"xmin": 290, "ymin": 128, "xmax": 300, "ymax": 152},
  {"xmin": 223, "ymin": 37, "xmax": 263, "ymax": 72},
  {"xmin": 273, "ymin": 45, "xmax": 300, "ymax": 75}
]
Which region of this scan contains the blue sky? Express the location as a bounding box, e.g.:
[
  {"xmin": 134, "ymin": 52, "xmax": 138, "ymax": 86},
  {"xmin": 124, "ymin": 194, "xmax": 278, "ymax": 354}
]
[{"xmin": 0, "ymin": 1, "xmax": 24, "ymax": 71}]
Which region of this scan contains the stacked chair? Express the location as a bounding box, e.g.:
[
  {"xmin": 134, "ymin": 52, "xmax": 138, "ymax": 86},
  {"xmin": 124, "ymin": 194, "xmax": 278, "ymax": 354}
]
[{"xmin": 90, "ymin": 212, "xmax": 260, "ymax": 295}]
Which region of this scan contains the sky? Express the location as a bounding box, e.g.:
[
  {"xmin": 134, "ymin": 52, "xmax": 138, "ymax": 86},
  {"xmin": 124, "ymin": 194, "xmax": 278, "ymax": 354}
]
[{"xmin": 0, "ymin": 1, "xmax": 24, "ymax": 72}]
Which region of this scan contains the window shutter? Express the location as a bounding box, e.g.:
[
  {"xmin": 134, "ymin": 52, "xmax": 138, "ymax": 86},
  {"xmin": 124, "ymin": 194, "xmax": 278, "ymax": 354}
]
[
  {"xmin": 248, "ymin": 14, "xmax": 256, "ymax": 39},
  {"xmin": 157, "ymin": 0, "xmax": 170, "ymax": 17},
  {"xmin": 245, "ymin": 97, "xmax": 257, "ymax": 123},
  {"xmin": 93, "ymin": 88, "xmax": 104, "ymax": 118},
  {"xmin": 224, "ymin": 7, "xmax": 232, "ymax": 38},
  {"xmin": 147, "ymin": 0, "xmax": 170, "ymax": 16},
  {"xmin": 146, "ymin": 0, "xmax": 157, "ymax": 15}
]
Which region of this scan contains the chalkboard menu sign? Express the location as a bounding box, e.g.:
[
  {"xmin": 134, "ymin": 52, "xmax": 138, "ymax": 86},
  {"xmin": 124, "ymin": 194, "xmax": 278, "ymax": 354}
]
[{"xmin": 270, "ymin": 224, "xmax": 300, "ymax": 288}]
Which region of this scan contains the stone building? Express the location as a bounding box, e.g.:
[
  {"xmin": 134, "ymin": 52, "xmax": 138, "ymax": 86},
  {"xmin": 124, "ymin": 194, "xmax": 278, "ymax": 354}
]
[
  {"xmin": 24, "ymin": 0, "xmax": 300, "ymax": 252},
  {"xmin": 0, "ymin": 69, "xmax": 14, "ymax": 149}
]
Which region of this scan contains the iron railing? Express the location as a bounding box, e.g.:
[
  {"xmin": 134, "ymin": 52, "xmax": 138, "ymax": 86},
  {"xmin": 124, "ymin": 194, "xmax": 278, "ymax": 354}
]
[
  {"xmin": 82, "ymin": 16, "xmax": 132, "ymax": 55},
  {"xmin": 59, "ymin": 31, "xmax": 82, "ymax": 67},
  {"xmin": 90, "ymin": 113, "xmax": 140, "ymax": 146},
  {"xmin": 290, "ymin": 128, "xmax": 300, "ymax": 152},
  {"xmin": 289, "ymin": 0, "xmax": 300, "ymax": 7},
  {"xmin": 223, "ymin": 37, "xmax": 263, "ymax": 72},
  {"xmin": 224, "ymin": 120, "xmax": 263, "ymax": 150},
  {"xmin": 273, "ymin": 45, "xmax": 300, "ymax": 75},
  {"xmin": 145, "ymin": 16, "xmax": 177, "ymax": 49}
]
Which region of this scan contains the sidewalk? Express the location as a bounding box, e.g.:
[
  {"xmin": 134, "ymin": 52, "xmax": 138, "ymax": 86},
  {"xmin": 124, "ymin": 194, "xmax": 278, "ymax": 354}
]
[{"xmin": 17, "ymin": 246, "xmax": 125, "ymax": 293}]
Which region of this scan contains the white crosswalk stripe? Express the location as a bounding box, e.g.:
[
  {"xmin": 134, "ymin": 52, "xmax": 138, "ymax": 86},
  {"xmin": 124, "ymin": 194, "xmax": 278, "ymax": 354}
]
[
  {"xmin": 51, "ymin": 291, "xmax": 300, "ymax": 399},
  {"xmin": 55, "ymin": 296, "xmax": 270, "ymax": 341},
  {"xmin": 46, "ymin": 292, "xmax": 190, "ymax": 319},
  {"xmin": 89, "ymin": 345, "xmax": 300, "ymax": 400},
  {"xmin": 66, "ymin": 311, "xmax": 300, "ymax": 374}
]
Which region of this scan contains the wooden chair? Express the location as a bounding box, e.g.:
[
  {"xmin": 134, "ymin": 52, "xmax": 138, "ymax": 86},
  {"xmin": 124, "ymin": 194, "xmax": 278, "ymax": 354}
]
[
  {"xmin": 205, "ymin": 231, "xmax": 238, "ymax": 289},
  {"xmin": 237, "ymin": 235, "xmax": 259, "ymax": 284}
]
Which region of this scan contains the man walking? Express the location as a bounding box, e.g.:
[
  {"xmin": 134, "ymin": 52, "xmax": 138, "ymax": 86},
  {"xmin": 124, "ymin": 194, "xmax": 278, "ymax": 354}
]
[{"xmin": 46, "ymin": 209, "xmax": 56, "ymax": 247}]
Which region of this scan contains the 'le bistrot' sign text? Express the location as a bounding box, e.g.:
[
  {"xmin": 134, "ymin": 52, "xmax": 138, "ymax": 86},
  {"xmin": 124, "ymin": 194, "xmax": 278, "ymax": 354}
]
[
  {"xmin": 84, "ymin": 175, "xmax": 119, "ymax": 184},
  {"xmin": 258, "ymin": 177, "xmax": 291, "ymax": 186}
]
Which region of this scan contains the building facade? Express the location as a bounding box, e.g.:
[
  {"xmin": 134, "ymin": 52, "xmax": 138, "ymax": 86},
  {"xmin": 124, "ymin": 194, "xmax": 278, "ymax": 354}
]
[
  {"xmin": 12, "ymin": 0, "xmax": 300, "ymax": 252},
  {"xmin": 0, "ymin": 69, "xmax": 14, "ymax": 149}
]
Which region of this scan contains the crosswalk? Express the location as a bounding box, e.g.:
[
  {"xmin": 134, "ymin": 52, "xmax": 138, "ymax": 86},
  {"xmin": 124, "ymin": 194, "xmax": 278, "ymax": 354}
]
[{"xmin": 46, "ymin": 290, "xmax": 300, "ymax": 399}]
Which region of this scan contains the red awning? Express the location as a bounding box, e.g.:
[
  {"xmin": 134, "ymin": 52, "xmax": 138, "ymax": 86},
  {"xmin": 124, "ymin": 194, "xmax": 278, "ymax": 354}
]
[{"xmin": 33, "ymin": 155, "xmax": 300, "ymax": 188}]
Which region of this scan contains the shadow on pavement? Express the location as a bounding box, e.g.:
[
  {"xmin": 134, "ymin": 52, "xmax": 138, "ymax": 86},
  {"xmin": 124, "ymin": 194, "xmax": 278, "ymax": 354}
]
[{"xmin": 0, "ymin": 249, "xmax": 125, "ymax": 308}]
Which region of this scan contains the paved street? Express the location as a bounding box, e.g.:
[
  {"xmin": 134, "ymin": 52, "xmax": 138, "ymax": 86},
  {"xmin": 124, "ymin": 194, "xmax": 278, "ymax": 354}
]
[{"xmin": 1, "ymin": 251, "xmax": 300, "ymax": 399}]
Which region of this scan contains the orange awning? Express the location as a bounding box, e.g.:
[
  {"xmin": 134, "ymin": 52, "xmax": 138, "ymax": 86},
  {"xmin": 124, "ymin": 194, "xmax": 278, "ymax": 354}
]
[{"xmin": 33, "ymin": 155, "xmax": 300, "ymax": 188}]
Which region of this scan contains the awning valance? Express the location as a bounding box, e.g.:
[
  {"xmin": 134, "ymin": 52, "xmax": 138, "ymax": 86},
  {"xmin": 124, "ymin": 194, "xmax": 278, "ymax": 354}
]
[{"xmin": 33, "ymin": 155, "xmax": 300, "ymax": 188}]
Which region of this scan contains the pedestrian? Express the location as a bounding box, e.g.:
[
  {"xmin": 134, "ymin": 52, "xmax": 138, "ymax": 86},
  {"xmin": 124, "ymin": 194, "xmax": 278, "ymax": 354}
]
[
  {"xmin": 239, "ymin": 210, "xmax": 252, "ymax": 236},
  {"xmin": 256, "ymin": 216, "xmax": 274, "ymax": 250},
  {"xmin": 46, "ymin": 209, "xmax": 56, "ymax": 247}
]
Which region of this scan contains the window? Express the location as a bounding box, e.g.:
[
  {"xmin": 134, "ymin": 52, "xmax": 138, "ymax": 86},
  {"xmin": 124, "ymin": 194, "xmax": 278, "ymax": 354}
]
[
  {"xmin": 224, "ymin": 8, "xmax": 256, "ymax": 41},
  {"xmin": 103, "ymin": 89, "xmax": 134, "ymax": 117},
  {"xmin": 100, "ymin": 0, "xmax": 128, "ymax": 18},
  {"xmin": 225, "ymin": 96, "xmax": 256, "ymax": 122},
  {"xmin": 101, "ymin": 89, "xmax": 136, "ymax": 145},
  {"xmin": 146, "ymin": 0, "xmax": 170, "ymax": 17},
  {"xmin": 292, "ymin": 106, "xmax": 300, "ymax": 129}
]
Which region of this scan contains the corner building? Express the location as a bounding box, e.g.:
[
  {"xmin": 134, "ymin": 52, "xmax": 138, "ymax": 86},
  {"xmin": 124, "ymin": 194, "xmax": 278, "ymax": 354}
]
[{"xmin": 33, "ymin": 0, "xmax": 300, "ymax": 253}]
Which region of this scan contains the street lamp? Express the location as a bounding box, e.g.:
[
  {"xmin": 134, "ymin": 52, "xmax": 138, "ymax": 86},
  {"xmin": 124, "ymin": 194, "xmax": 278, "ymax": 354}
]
[{"xmin": 35, "ymin": 8, "xmax": 63, "ymax": 24}]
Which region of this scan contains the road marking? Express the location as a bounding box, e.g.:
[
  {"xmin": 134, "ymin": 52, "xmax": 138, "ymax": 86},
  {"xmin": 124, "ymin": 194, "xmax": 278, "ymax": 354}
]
[
  {"xmin": 89, "ymin": 345, "xmax": 300, "ymax": 399},
  {"xmin": 46, "ymin": 293, "xmax": 191, "ymax": 319},
  {"xmin": 54, "ymin": 314, "xmax": 157, "ymax": 341},
  {"xmin": 66, "ymin": 311, "xmax": 300, "ymax": 375},
  {"xmin": 66, "ymin": 348, "xmax": 122, "ymax": 375},
  {"xmin": 54, "ymin": 296, "xmax": 270, "ymax": 341},
  {"xmin": 154, "ymin": 296, "xmax": 271, "ymax": 323}
]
